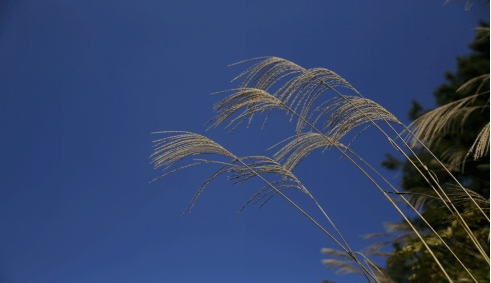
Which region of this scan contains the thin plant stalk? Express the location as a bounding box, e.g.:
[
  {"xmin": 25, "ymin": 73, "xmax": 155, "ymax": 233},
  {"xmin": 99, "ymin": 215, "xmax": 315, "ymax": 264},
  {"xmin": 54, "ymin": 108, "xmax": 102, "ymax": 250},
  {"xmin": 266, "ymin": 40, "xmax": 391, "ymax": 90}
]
[
  {"xmin": 230, "ymin": 58, "xmax": 488, "ymax": 263},
  {"xmin": 345, "ymin": 147, "xmax": 479, "ymax": 283},
  {"xmin": 282, "ymin": 101, "xmax": 455, "ymax": 283},
  {"xmin": 210, "ymin": 88, "xmax": 455, "ymax": 282},
  {"xmin": 310, "ymin": 77, "xmax": 490, "ymax": 262},
  {"xmin": 151, "ymin": 131, "xmax": 377, "ymax": 282}
]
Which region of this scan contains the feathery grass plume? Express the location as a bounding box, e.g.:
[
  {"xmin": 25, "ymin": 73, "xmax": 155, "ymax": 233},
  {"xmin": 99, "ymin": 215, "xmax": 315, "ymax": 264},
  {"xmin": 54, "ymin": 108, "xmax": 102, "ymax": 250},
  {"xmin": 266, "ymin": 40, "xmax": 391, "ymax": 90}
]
[
  {"xmin": 207, "ymin": 88, "xmax": 289, "ymax": 132},
  {"xmin": 228, "ymin": 58, "xmax": 487, "ymax": 230},
  {"xmin": 456, "ymin": 74, "xmax": 490, "ymax": 95},
  {"xmin": 474, "ymin": 26, "xmax": 490, "ymax": 41},
  {"xmin": 150, "ymin": 132, "xmax": 382, "ymax": 281},
  {"xmin": 152, "ymin": 51, "xmax": 490, "ymax": 281},
  {"xmin": 311, "ymin": 96, "xmax": 402, "ymax": 143},
  {"xmin": 321, "ymin": 248, "xmax": 394, "ymax": 282},
  {"xmin": 150, "ymin": 131, "xmax": 314, "ymax": 214},
  {"xmin": 360, "ymin": 222, "xmax": 424, "ymax": 259},
  {"xmin": 467, "ymin": 122, "xmax": 490, "ymax": 160},
  {"xmin": 445, "ymin": 0, "xmax": 490, "ymax": 14},
  {"xmin": 271, "ymin": 132, "xmax": 343, "ymax": 172},
  {"xmin": 214, "ymin": 60, "xmax": 464, "ymax": 280},
  {"xmin": 405, "ymin": 93, "xmax": 487, "ymax": 148},
  {"xmin": 323, "ymin": 215, "xmax": 486, "ymax": 282},
  {"xmin": 406, "ymin": 74, "xmax": 489, "ymax": 148},
  {"xmin": 225, "ymin": 155, "xmax": 311, "ymax": 210},
  {"xmin": 321, "ymin": 248, "xmax": 365, "ymax": 275},
  {"xmin": 230, "ymin": 57, "xmax": 358, "ymax": 135},
  {"xmin": 444, "ymin": 185, "xmax": 490, "ymax": 213},
  {"xmin": 150, "ymin": 131, "xmax": 236, "ymax": 176},
  {"xmin": 355, "ymin": 210, "xmax": 489, "ymax": 282},
  {"xmin": 440, "ymin": 144, "xmax": 473, "ymax": 173}
]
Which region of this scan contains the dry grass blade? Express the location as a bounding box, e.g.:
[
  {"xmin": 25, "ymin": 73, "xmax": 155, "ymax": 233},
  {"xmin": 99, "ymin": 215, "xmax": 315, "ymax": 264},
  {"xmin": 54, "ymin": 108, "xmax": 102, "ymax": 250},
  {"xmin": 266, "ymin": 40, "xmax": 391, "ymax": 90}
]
[
  {"xmin": 406, "ymin": 93, "xmax": 486, "ymax": 147},
  {"xmin": 467, "ymin": 122, "xmax": 490, "ymax": 160}
]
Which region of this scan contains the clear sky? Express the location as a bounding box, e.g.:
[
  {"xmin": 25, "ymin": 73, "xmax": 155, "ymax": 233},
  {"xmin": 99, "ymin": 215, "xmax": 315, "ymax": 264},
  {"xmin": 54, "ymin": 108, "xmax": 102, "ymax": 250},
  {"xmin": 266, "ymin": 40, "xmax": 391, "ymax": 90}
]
[{"xmin": 0, "ymin": 1, "xmax": 488, "ymax": 283}]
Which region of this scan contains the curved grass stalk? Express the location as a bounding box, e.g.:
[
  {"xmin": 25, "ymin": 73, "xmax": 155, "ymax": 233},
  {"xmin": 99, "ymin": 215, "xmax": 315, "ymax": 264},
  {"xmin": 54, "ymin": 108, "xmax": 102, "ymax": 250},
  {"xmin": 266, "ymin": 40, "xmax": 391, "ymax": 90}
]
[
  {"xmin": 320, "ymin": 81, "xmax": 490, "ymax": 264},
  {"xmin": 467, "ymin": 122, "xmax": 490, "ymax": 160},
  {"xmin": 228, "ymin": 57, "xmax": 489, "ymax": 262},
  {"xmin": 229, "ymin": 57, "xmax": 488, "ymax": 221},
  {"xmin": 355, "ymin": 252, "xmax": 392, "ymax": 283},
  {"xmin": 406, "ymin": 92, "xmax": 488, "ymax": 148},
  {"xmin": 150, "ymin": 131, "xmax": 377, "ymax": 282},
  {"xmin": 348, "ymin": 150, "xmax": 480, "ymax": 282},
  {"xmin": 274, "ymin": 131, "xmax": 480, "ymax": 282},
  {"xmin": 208, "ymin": 88, "xmax": 455, "ymax": 282}
]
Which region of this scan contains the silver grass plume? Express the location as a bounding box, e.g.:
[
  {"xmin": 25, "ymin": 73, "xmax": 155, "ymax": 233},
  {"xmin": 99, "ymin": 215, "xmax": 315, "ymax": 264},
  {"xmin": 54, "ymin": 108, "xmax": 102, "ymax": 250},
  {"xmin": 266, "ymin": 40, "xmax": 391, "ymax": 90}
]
[
  {"xmin": 272, "ymin": 132, "xmax": 345, "ymax": 172},
  {"xmin": 311, "ymin": 96, "xmax": 402, "ymax": 143},
  {"xmin": 467, "ymin": 122, "xmax": 490, "ymax": 160},
  {"xmin": 207, "ymin": 88, "xmax": 289, "ymax": 132},
  {"xmin": 406, "ymin": 74, "xmax": 489, "ymax": 150},
  {"xmin": 321, "ymin": 248, "xmax": 394, "ymax": 283},
  {"xmin": 150, "ymin": 131, "xmax": 313, "ymax": 214},
  {"xmin": 229, "ymin": 57, "xmax": 360, "ymax": 135},
  {"xmin": 406, "ymin": 93, "xmax": 486, "ymax": 148}
]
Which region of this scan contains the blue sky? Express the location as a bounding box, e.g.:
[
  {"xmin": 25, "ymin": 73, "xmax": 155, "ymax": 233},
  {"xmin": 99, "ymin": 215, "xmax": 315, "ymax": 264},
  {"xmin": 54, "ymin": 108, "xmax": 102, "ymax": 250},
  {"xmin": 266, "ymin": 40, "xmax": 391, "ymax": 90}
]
[{"xmin": 0, "ymin": 1, "xmax": 488, "ymax": 283}]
